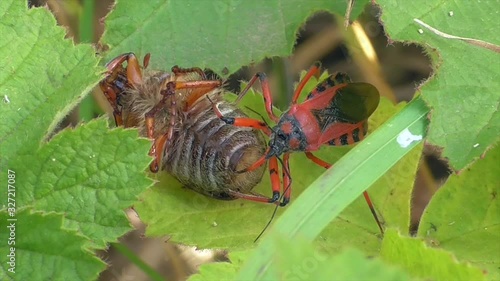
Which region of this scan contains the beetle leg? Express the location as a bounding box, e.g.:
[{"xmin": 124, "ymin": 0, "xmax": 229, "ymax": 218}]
[
  {"xmin": 104, "ymin": 52, "xmax": 144, "ymax": 87},
  {"xmin": 143, "ymin": 53, "xmax": 151, "ymax": 69},
  {"xmin": 100, "ymin": 52, "xmax": 146, "ymax": 126},
  {"xmin": 145, "ymin": 80, "xmax": 223, "ymax": 172},
  {"xmin": 174, "ymin": 80, "xmax": 222, "ymax": 109},
  {"xmin": 172, "ymin": 65, "xmax": 207, "ymax": 80},
  {"xmin": 144, "ymin": 81, "xmax": 177, "ymax": 172},
  {"xmin": 100, "ymin": 84, "xmax": 124, "ymax": 126}
]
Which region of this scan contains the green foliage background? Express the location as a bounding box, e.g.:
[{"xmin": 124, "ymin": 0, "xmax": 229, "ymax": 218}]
[{"xmin": 0, "ymin": 0, "xmax": 498, "ymax": 280}]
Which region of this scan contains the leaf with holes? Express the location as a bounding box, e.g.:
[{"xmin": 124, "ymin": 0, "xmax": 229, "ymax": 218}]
[
  {"xmin": 381, "ymin": 229, "xmax": 486, "ymax": 281},
  {"xmin": 376, "ymin": 0, "xmax": 500, "ymax": 170},
  {"xmin": 101, "ymin": 0, "xmax": 370, "ymax": 75},
  {"xmin": 188, "ymin": 251, "xmax": 246, "ymax": 281},
  {"xmin": 418, "ymin": 144, "xmax": 500, "ymax": 280}
]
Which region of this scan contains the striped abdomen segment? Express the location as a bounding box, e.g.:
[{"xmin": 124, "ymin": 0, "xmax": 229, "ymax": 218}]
[
  {"xmin": 327, "ymin": 121, "xmax": 368, "ymax": 146},
  {"xmin": 163, "ymin": 97, "xmax": 266, "ymax": 199}
]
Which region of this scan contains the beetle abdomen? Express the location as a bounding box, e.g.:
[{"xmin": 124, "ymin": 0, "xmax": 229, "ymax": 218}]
[{"xmin": 164, "ymin": 97, "xmax": 266, "ymax": 199}]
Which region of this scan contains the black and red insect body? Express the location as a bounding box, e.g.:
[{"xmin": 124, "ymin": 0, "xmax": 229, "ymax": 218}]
[
  {"xmin": 99, "ymin": 52, "xmax": 268, "ymax": 200},
  {"xmin": 211, "ymin": 64, "xmax": 384, "ymax": 233}
]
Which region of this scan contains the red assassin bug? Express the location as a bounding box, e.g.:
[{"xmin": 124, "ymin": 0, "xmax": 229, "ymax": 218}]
[{"xmin": 211, "ymin": 64, "xmax": 384, "ymax": 233}]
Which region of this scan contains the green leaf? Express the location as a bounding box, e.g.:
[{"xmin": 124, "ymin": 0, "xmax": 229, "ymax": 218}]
[
  {"xmin": 9, "ymin": 119, "xmax": 153, "ymax": 248},
  {"xmin": 192, "ymin": 240, "xmax": 413, "ymax": 281},
  {"xmin": 376, "ymin": 0, "xmax": 500, "ymax": 170},
  {"xmin": 188, "ymin": 251, "xmax": 246, "ymax": 281},
  {"xmin": 0, "ymin": 2, "xmax": 153, "ymax": 279},
  {"xmin": 0, "ymin": 209, "xmax": 104, "ymax": 281},
  {"xmin": 380, "ymin": 229, "xmax": 486, "ymax": 281},
  {"xmin": 418, "ymin": 144, "xmax": 500, "ymax": 280},
  {"xmin": 0, "ymin": 0, "xmax": 102, "ymax": 162},
  {"xmin": 101, "ymin": 0, "xmax": 369, "ymax": 75},
  {"xmin": 273, "ymin": 239, "xmax": 412, "ymax": 281}
]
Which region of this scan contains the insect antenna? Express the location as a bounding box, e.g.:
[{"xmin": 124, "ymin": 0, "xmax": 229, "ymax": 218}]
[
  {"xmin": 206, "ymin": 95, "xmax": 216, "ymax": 106},
  {"xmin": 254, "ymin": 200, "xmax": 279, "ymax": 243},
  {"xmin": 244, "ymin": 105, "xmax": 272, "ymax": 130},
  {"xmin": 254, "ymin": 156, "xmax": 293, "ymax": 243}
]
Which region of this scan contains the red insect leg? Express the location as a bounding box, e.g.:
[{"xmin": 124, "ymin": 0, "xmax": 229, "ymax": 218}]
[
  {"xmin": 304, "ymin": 152, "xmax": 384, "ymax": 234},
  {"xmin": 235, "ymin": 73, "xmax": 280, "ymax": 123},
  {"xmin": 209, "ymin": 98, "xmax": 271, "ymax": 172},
  {"xmin": 224, "ymin": 153, "xmax": 281, "ymax": 204},
  {"xmin": 225, "ymin": 190, "xmax": 277, "ymax": 203},
  {"xmin": 291, "ymin": 63, "xmax": 320, "ymax": 104},
  {"xmin": 280, "ymin": 153, "xmax": 292, "ymax": 206},
  {"xmin": 210, "ymin": 100, "xmax": 272, "ymax": 135},
  {"xmin": 269, "ymin": 156, "xmax": 282, "ymax": 203},
  {"xmin": 238, "ymin": 154, "xmax": 267, "ymax": 174},
  {"xmin": 305, "ymin": 72, "xmax": 351, "ymax": 100}
]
